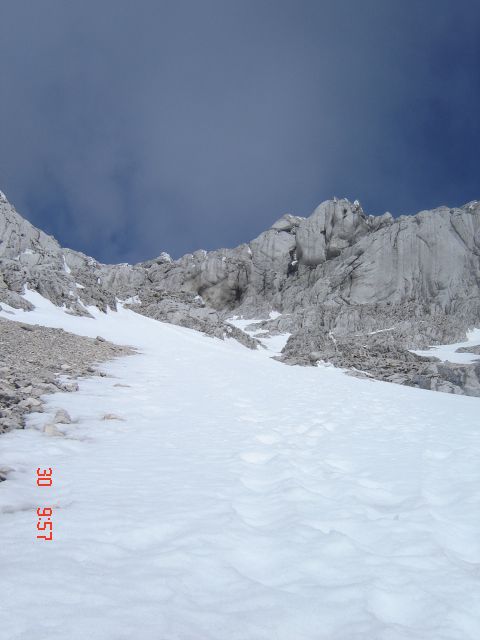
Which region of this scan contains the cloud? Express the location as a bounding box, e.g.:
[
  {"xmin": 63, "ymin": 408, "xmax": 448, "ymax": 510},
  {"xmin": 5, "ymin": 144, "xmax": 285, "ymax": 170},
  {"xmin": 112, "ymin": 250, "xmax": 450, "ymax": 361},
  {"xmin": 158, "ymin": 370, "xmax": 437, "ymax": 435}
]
[{"xmin": 0, "ymin": 0, "xmax": 479, "ymax": 262}]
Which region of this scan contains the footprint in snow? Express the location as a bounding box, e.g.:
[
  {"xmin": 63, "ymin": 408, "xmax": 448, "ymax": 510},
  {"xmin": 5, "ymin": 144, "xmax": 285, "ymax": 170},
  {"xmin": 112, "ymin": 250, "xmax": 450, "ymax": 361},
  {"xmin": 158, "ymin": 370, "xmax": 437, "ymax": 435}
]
[
  {"xmin": 323, "ymin": 456, "xmax": 353, "ymax": 473},
  {"xmin": 240, "ymin": 451, "xmax": 277, "ymax": 464}
]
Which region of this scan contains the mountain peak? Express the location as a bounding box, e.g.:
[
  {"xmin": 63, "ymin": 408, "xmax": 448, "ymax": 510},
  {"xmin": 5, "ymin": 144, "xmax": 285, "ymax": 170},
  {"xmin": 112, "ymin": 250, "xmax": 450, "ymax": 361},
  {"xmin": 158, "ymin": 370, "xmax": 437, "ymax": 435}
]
[{"xmin": 1, "ymin": 192, "xmax": 480, "ymax": 396}]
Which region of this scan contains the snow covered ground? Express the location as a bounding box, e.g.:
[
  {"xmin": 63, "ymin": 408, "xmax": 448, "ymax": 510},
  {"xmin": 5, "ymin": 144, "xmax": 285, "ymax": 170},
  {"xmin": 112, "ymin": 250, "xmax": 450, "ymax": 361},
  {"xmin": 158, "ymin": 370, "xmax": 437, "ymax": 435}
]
[
  {"xmin": 1, "ymin": 295, "xmax": 480, "ymax": 639},
  {"xmin": 413, "ymin": 328, "xmax": 480, "ymax": 364},
  {"xmin": 227, "ymin": 313, "xmax": 291, "ymax": 355}
]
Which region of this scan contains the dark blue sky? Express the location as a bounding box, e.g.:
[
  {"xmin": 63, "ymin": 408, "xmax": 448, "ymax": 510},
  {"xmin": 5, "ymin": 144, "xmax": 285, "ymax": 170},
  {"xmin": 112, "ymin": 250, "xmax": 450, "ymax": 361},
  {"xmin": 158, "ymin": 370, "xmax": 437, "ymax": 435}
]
[{"xmin": 1, "ymin": 0, "xmax": 479, "ymax": 263}]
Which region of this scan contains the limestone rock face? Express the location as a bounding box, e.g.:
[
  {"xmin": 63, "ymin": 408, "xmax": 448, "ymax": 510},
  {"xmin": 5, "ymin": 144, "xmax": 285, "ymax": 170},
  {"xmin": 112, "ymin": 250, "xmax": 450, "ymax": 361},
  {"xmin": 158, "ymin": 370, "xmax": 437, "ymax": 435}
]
[
  {"xmin": 296, "ymin": 199, "xmax": 369, "ymax": 266},
  {"xmin": 1, "ymin": 190, "xmax": 480, "ymax": 396},
  {"xmin": 0, "ymin": 197, "xmax": 59, "ymax": 259},
  {"xmin": 0, "ymin": 196, "xmax": 118, "ymax": 314},
  {"xmin": 0, "ymin": 194, "xmax": 258, "ymax": 347},
  {"xmin": 247, "ymin": 200, "xmax": 480, "ymax": 317}
]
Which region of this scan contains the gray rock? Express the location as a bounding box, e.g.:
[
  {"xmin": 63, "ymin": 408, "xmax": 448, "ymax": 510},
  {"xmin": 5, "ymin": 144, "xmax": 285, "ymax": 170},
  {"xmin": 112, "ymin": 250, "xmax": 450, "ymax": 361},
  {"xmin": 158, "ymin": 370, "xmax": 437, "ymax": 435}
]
[
  {"xmin": 0, "ymin": 316, "xmax": 134, "ymax": 432},
  {"xmin": 18, "ymin": 397, "xmax": 42, "ymax": 410},
  {"xmin": 44, "ymin": 423, "xmax": 64, "ymax": 437},
  {"xmin": 1, "ymin": 189, "xmax": 480, "ymax": 397},
  {"xmin": 54, "ymin": 409, "xmax": 72, "ymax": 424},
  {"xmin": 60, "ymin": 382, "xmax": 80, "ymax": 393},
  {"xmin": 0, "ymin": 466, "xmax": 13, "ymax": 481},
  {"xmin": 456, "ymin": 344, "xmax": 480, "ymax": 355}
]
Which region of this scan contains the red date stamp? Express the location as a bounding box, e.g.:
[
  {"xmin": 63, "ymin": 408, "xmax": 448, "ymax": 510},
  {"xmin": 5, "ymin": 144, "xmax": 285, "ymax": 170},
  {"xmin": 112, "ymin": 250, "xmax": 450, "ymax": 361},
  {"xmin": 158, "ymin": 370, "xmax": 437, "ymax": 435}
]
[{"xmin": 36, "ymin": 467, "xmax": 53, "ymax": 541}]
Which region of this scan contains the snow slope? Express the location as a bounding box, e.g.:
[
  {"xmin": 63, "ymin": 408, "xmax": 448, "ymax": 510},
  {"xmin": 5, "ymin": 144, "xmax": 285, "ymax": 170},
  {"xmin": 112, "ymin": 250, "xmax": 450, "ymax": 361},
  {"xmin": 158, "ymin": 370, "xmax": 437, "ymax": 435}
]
[
  {"xmin": 227, "ymin": 314, "xmax": 291, "ymax": 356},
  {"xmin": 413, "ymin": 328, "xmax": 480, "ymax": 364},
  {"xmin": 1, "ymin": 295, "xmax": 480, "ymax": 640}
]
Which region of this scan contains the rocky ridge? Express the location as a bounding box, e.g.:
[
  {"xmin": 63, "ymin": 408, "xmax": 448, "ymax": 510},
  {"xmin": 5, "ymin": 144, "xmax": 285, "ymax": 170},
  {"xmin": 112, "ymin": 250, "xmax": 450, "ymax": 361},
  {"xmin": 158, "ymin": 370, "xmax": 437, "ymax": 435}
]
[{"xmin": 1, "ymin": 190, "xmax": 480, "ymax": 397}]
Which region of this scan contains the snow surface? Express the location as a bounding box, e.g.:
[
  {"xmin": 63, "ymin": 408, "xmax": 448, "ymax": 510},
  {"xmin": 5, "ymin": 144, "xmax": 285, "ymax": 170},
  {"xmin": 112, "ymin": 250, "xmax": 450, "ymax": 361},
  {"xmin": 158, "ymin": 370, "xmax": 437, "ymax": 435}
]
[
  {"xmin": 1, "ymin": 296, "xmax": 480, "ymax": 639},
  {"xmin": 227, "ymin": 315, "xmax": 291, "ymax": 356},
  {"xmin": 62, "ymin": 255, "xmax": 71, "ymax": 274},
  {"xmin": 413, "ymin": 328, "xmax": 480, "ymax": 364}
]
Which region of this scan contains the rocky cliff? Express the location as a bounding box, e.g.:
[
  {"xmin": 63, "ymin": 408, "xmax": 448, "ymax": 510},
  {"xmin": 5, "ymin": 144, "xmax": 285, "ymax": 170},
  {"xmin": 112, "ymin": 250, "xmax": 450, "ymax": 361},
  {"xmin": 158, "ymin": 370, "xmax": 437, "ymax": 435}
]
[{"xmin": 1, "ymin": 190, "xmax": 480, "ymax": 396}]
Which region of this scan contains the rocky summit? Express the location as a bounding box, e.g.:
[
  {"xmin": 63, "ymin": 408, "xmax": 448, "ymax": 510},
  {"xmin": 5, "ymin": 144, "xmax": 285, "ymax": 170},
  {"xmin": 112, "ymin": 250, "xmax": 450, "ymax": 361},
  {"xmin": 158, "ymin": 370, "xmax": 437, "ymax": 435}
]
[{"xmin": 1, "ymin": 190, "xmax": 480, "ymax": 396}]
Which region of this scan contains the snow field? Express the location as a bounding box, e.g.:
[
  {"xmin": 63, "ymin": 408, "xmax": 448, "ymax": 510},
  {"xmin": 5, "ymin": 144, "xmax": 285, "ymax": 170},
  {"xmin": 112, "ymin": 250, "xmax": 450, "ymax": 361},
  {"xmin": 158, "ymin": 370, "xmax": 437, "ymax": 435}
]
[
  {"xmin": 1, "ymin": 295, "xmax": 480, "ymax": 639},
  {"xmin": 413, "ymin": 328, "xmax": 480, "ymax": 364}
]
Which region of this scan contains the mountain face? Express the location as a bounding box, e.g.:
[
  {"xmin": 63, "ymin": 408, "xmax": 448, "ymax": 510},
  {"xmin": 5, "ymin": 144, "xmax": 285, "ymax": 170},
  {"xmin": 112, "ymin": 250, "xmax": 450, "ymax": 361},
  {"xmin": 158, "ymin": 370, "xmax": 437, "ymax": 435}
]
[{"xmin": 1, "ymin": 190, "xmax": 480, "ymax": 395}]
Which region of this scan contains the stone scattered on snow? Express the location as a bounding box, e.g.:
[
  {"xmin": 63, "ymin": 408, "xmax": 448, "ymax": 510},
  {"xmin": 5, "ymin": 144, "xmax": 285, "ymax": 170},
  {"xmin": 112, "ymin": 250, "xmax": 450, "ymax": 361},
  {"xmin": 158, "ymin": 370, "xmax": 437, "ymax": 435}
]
[{"xmin": 0, "ymin": 317, "xmax": 134, "ymax": 433}]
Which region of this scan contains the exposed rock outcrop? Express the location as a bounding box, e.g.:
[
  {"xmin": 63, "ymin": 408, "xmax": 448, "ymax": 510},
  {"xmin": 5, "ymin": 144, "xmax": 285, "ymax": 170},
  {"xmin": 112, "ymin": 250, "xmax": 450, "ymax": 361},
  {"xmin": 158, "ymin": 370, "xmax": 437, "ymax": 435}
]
[
  {"xmin": 1, "ymin": 190, "xmax": 480, "ymax": 397},
  {"xmin": 456, "ymin": 344, "xmax": 480, "ymax": 355}
]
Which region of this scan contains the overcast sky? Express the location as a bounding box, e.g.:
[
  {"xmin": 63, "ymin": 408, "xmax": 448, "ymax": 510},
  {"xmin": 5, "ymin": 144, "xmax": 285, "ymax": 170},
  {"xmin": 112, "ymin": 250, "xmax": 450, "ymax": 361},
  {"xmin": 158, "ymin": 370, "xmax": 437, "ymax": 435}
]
[{"xmin": 1, "ymin": 0, "xmax": 479, "ymax": 263}]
